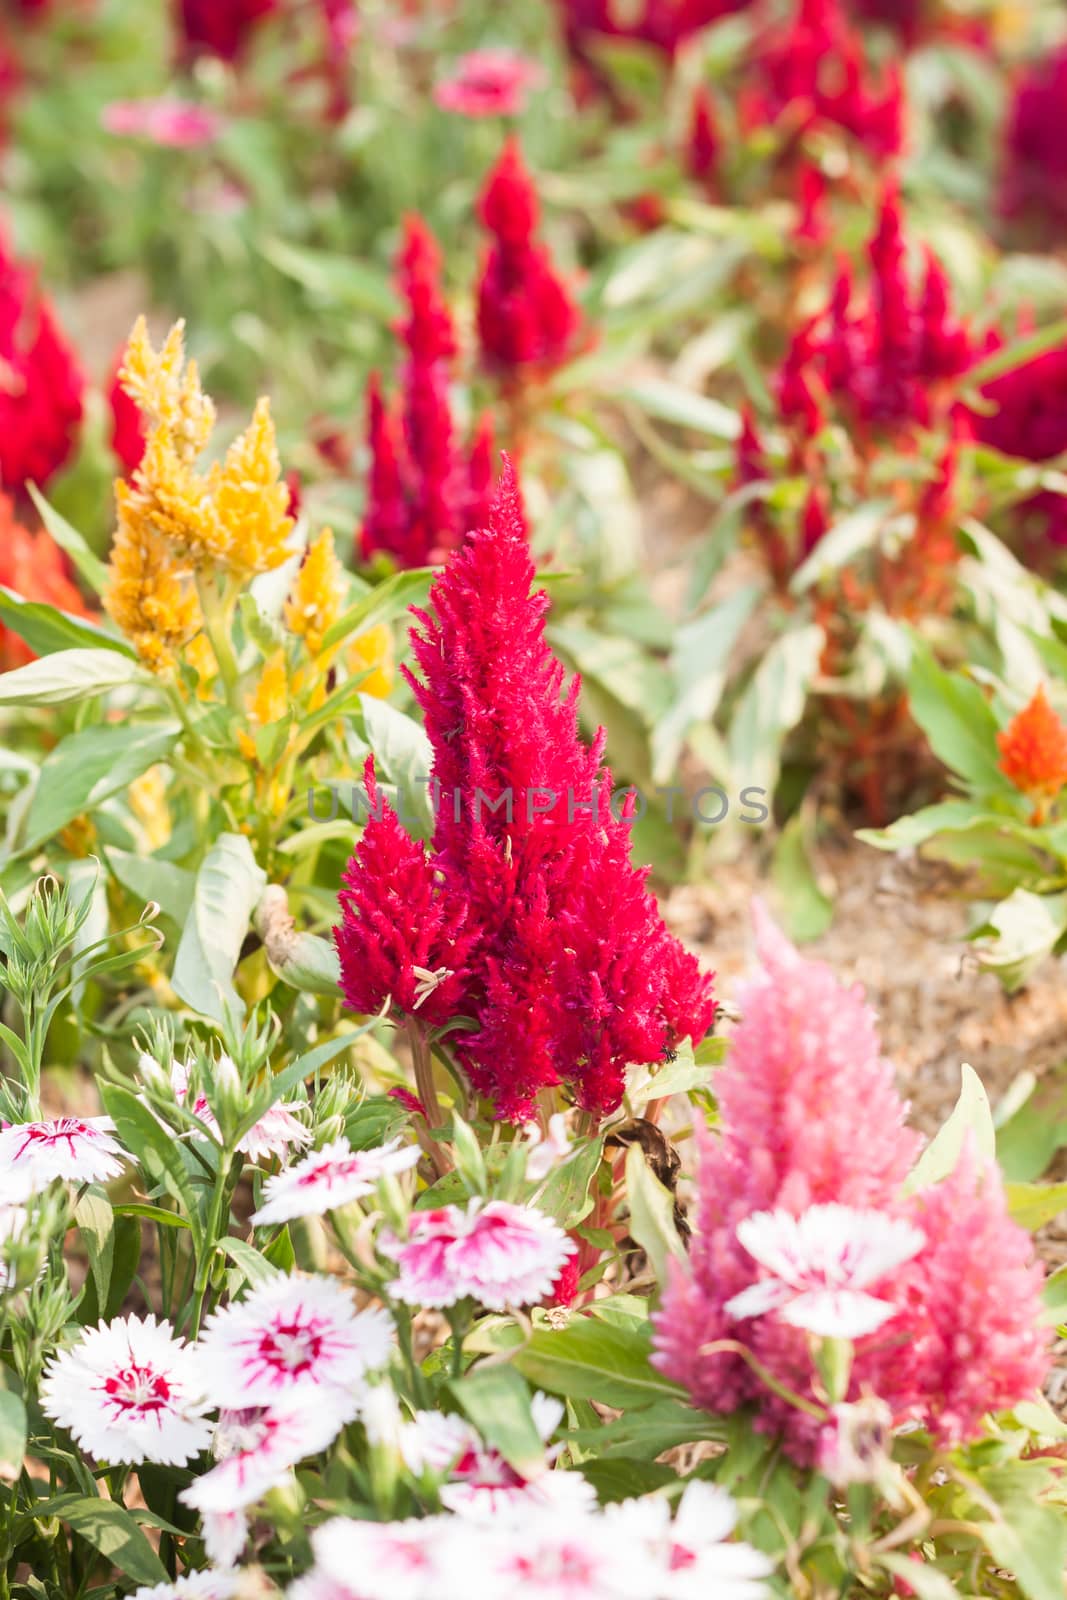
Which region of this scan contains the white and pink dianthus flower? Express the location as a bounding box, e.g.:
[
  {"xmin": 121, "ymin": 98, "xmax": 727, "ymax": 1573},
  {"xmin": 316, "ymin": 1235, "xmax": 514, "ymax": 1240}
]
[
  {"xmin": 0, "ymin": 1116, "xmax": 127, "ymax": 1200},
  {"xmin": 382, "ymin": 1199, "xmax": 576, "ymax": 1311},
  {"xmin": 252, "ymin": 1136, "xmax": 420, "ymax": 1225},
  {"xmin": 40, "ymin": 1314, "xmax": 212, "ymax": 1467},
  {"xmin": 180, "ymin": 1400, "xmax": 358, "ymax": 1517}
]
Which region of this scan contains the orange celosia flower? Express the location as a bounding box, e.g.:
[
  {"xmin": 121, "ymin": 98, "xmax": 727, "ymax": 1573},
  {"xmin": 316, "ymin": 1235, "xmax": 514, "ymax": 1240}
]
[
  {"xmin": 105, "ymin": 482, "xmax": 203, "ymax": 673},
  {"xmin": 997, "ymin": 685, "xmax": 1067, "ymax": 816},
  {"xmin": 237, "ymin": 651, "xmax": 290, "ymax": 763},
  {"xmin": 0, "ymin": 493, "xmax": 94, "ymax": 671},
  {"xmin": 208, "ymin": 397, "xmax": 294, "ymax": 576}
]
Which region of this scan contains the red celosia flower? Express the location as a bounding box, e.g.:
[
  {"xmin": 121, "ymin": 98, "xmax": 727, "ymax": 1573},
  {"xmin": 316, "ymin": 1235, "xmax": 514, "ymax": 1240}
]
[
  {"xmin": 345, "ymin": 466, "xmax": 715, "ymax": 1120},
  {"xmin": 556, "ymin": 0, "xmax": 748, "ymax": 63},
  {"xmin": 107, "ymin": 351, "xmax": 147, "ymax": 477},
  {"xmin": 400, "ymin": 466, "xmax": 714, "ymax": 1118},
  {"xmin": 971, "ymin": 336, "xmax": 1067, "ymax": 546},
  {"xmin": 475, "ymin": 140, "xmax": 581, "ymax": 380},
  {"xmin": 0, "ymin": 234, "xmax": 83, "ymax": 494},
  {"xmin": 996, "ymin": 685, "xmax": 1067, "ymax": 807},
  {"xmin": 748, "ymin": 0, "xmax": 903, "ymax": 161},
  {"xmin": 361, "ymin": 218, "xmax": 514, "ymax": 569},
  {"xmin": 777, "ymin": 186, "xmax": 972, "ymax": 441},
  {"xmin": 653, "ymin": 908, "xmax": 1047, "ymax": 1461},
  {"xmin": 317, "ymin": 0, "xmax": 358, "ymax": 122},
  {"xmin": 435, "ymin": 51, "xmax": 545, "ymax": 119},
  {"xmin": 685, "ymin": 86, "xmax": 718, "ymax": 192},
  {"xmin": 175, "ymin": 0, "xmax": 277, "ymax": 61},
  {"xmin": 1000, "ymin": 43, "xmax": 1067, "ymax": 241},
  {"xmin": 0, "ymin": 493, "xmax": 93, "ymax": 671},
  {"xmin": 793, "ymin": 162, "xmax": 829, "ymax": 247},
  {"xmin": 334, "ymin": 759, "xmax": 477, "ymax": 1029}
]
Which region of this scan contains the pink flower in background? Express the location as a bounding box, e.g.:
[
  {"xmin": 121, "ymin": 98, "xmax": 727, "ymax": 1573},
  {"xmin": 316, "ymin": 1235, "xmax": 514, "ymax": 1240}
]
[
  {"xmin": 0, "ymin": 1116, "xmax": 128, "ymax": 1200},
  {"xmin": 726, "ymin": 1205, "xmax": 925, "ymax": 1338},
  {"xmin": 196, "ymin": 1274, "xmax": 393, "ymax": 1408},
  {"xmin": 102, "ymin": 99, "xmax": 223, "ymax": 149},
  {"xmin": 435, "ymin": 51, "xmax": 546, "ymax": 118},
  {"xmin": 40, "ymin": 1314, "xmax": 212, "ymax": 1466},
  {"xmin": 382, "ymin": 1199, "xmax": 576, "ymax": 1311},
  {"xmin": 251, "ymin": 1135, "xmax": 421, "ymax": 1225}
]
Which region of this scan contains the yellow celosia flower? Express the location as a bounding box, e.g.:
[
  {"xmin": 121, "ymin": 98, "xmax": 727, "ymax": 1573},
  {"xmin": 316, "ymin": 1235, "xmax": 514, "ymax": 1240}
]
[
  {"xmin": 104, "ymin": 483, "xmax": 202, "ymax": 672},
  {"xmin": 184, "ymin": 631, "xmax": 218, "ymax": 699},
  {"xmin": 237, "ymin": 651, "xmax": 290, "ymax": 762},
  {"xmin": 348, "ymin": 623, "xmax": 395, "ymax": 700},
  {"xmin": 120, "ymin": 317, "xmax": 215, "ymax": 464},
  {"xmin": 129, "ymin": 767, "xmax": 171, "ymax": 850},
  {"xmin": 209, "ymin": 398, "xmax": 294, "ymax": 577},
  {"xmin": 284, "ymin": 528, "xmax": 345, "ymax": 656}
]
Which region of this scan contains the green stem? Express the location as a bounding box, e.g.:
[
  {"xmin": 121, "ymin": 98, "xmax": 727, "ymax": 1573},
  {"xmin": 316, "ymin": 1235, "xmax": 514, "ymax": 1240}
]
[
  {"xmin": 188, "ymin": 1156, "xmax": 233, "ymax": 1338},
  {"xmin": 196, "ymin": 571, "xmax": 241, "ymax": 703}
]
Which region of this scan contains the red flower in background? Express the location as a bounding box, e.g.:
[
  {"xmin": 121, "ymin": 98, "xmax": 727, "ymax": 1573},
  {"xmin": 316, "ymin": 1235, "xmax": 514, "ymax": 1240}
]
[
  {"xmin": 970, "ymin": 335, "xmax": 1067, "ymax": 546},
  {"xmin": 435, "ymin": 51, "xmax": 545, "ymax": 119},
  {"xmin": 175, "ymin": 0, "xmax": 278, "ymax": 61},
  {"xmin": 476, "ymin": 140, "xmax": 580, "ymax": 379},
  {"xmin": 0, "ymin": 233, "xmax": 83, "ymax": 495},
  {"xmin": 997, "ymin": 686, "xmax": 1067, "ymax": 809},
  {"xmin": 0, "ymin": 493, "xmax": 93, "ymax": 671},
  {"xmin": 556, "ymin": 0, "xmax": 748, "ymax": 62},
  {"xmin": 361, "ymin": 216, "xmax": 507, "ymax": 569},
  {"xmin": 685, "ymin": 86, "xmax": 718, "ymax": 192},
  {"xmin": 1000, "ymin": 42, "xmax": 1067, "ymax": 241},
  {"xmin": 744, "ymin": 0, "xmax": 903, "ymax": 160},
  {"xmin": 107, "ymin": 350, "xmax": 147, "ymax": 477}
]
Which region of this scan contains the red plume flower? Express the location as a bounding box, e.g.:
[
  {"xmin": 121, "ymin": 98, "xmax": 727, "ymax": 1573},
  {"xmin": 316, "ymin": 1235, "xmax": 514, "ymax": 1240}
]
[
  {"xmin": 107, "ymin": 349, "xmax": 147, "ymax": 477},
  {"xmin": 970, "ymin": 335, "xmax": 1067, "ymax": 547},
  {"xmin": 475, "ymin": 140, "xmax": 580, "ymax": 379},
  {"xmin": 175, "ymin": 0, "xmax": 277, "ymax": 61},
  {"xmin": 341, "ymin": 467, "xmax": 714, "ymax": 1121},
  {"xmin": 335, "ymin": 759, "xmax": 477, "ymax": 1030},
  {"xmin": 685, "ymin": 86, "xmax": 719, "ymax": 192},
  {"xmin": 361, "ymin": 218, "xmax": 517, "ymax": 568},
  {"xmin": 556, "ymin": 0, "xmax": 748, "ymax": 63},
  {"xmin": 1000, "ymin": 42, "xmax": 1067, "ymax": 242},
  {"xmin": 0, "ymin": 234, "xmax": 83, "ymax": 495}
]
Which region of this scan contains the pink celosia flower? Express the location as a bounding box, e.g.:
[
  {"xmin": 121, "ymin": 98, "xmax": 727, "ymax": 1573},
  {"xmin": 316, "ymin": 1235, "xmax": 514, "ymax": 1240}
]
[
  {"xmin": 382, "ymin": 1198, "xmax": 576, "ymax": 1311},
  {"xmin": 726, "ymin": 1204, "xmax": 925, "ymax": 1338},
  {"xmin": 654, "ymin": 909, "xmax": 1049, "ymax": 1462},
  {"xmin": 196, "ymin": 1274, "xmax": 393, "ymax": 1408},
  {"xmin": 1000, "ymin": 42, "xmax": 1067, "ymax": 240},
  {"xmin": 180, "ymin": 1400, "xmax": 357, "ymax": 1515},
  {"xmin": 0, "ymin": 1116, "xmax": 128, "ymax": 1200},
  {"xmin": 886, "ymin": 1144, "xmax": 1050, "ymax": 1446},
  {"xmin": 175, "ymin": 0, "xmax": 277, "ymax": 62},
  {"xmin": 475, "ymin": 140, "xmax": 581, "ymax": 379},
  {"xmin": 0, "ymin": 233, "xmax": 83, "ymax": 494},
  {"xmin": 435, "ymin": 51, "xmax": 545, "ymax": 118},
  {"xmin": 360, "ymin": 219, "xmax": 511, "ymax": 569},
  {"xmin": 40, "ymin": 1314, "xmax": 212, "ymax": 1466},
  {"xmin": 102, "ymin": 99, "xmax": 223, "ymax": 148},
  {"xmin": 251, "ymin": 1135, "xmax": 420, "ymax": 1225}
]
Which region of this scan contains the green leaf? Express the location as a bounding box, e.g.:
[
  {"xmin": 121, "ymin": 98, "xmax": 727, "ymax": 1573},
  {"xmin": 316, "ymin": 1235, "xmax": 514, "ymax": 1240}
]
[
  {"xmin": 857, "ymin": 799, "xmax": 998, "ymax": 853},
  {"xmin": 0, "ymin": 589, "xmax": 135, "ymax": 660},
  {"xmin": 878, "ymin": 1554, "xmax": 959, "ymax": 1600},
  {"xmin": 34, "ymin": 1495, "xmax": 167, "ymax": 1588},
  {"xmin": 904, "ymin": 1063, "xmax": 995, "ymax": 1193},
  {"xmin": 26, "ymin": 484, "xmax": 109, "ymax": 592},
  {"xmin": 727, "ymin": 624, "xmax": 824, "ymax": 798},
  {"xmin": 20, "ymin": 721, "xmax": 179, "ymax": 852},
  {"xmin": 906, "ymin": 648, "xmax": 1015, "ymax": 796},
  {"xmin": 512, "ymin": 1309, "xmax": 686, "ymax": 1410},
  {"xmin": 627, "ymin": 1041, "xmax": 713, "ymax": 1113},
  {"xmin": 618, "ymin": 378, "xmax": 741, "ymax": 440},
  {"xmin": 967, "ymin": 318, "xmax": 1067, "ymax": 386},
  {"xmin": 771, "ymin": 809, "xmax": 833, "ymax": 942},
  {"xmin": 624, "ymin": 1142, "xmax": 686, "ymax": 1290},
  {"xmin": 651, "ymin": 584, "xmax": 761, "ymax": 786},
  {"xmin": 260, "ymin": 238, "xmax": 400, "ymax": 319},
  {"xmin": 789, "ymin": 501, "xmax": 893, "ymax": 593},
  {"xmin": 1005, "ymin": 1182, "xmax": 1067, "ymax": 1231},
  {"xmin": 0, "ymin": 1389, "xmax": 26, "ymax": 1479},
  {"xmin": 976, "ymin": 1464, "xmax": 1067, "ymax": 1600},
  {"xmin": 0, "ymin": 648, "xmax": 143, "ymax": 706},
  {"xmin": 535, "ymin": 1137, "xmax": 605, "ymax": 1229},
  {"xmin": 358, "ymin": 696, "xmax": 434, "ymax": 837},
  {"xmin": 74, "ymin": 1189, "xmax": 114, "ymax": 1313},
  {"xmin": 449, "ymin": 1366, "xmax": 545, "ymax": 1477},
  {"xmin": 320, "ymin": 568, "xmax": 433, "ymax": 656},
  {"xmin": 98, "ymin": 1083, "xmax": 201, "ymax": 1245},
  {"xmin": 105, "ymin": 848, "xmax": 195, "ymax": 927},
  {"xmin": 172, "ymin": 833, "xmax": 267, "ymax": 1022},
  {"xmin": 567, "ymin": 1398, "xmax": 716, "ymax": 1459},
  {"xmin": 219, "ymin": 1235, "xmax": 282, "ymax": 1292},
  {"xmin": 970, "ymin": 889, "xmax": 1067, "ymax": 993}
]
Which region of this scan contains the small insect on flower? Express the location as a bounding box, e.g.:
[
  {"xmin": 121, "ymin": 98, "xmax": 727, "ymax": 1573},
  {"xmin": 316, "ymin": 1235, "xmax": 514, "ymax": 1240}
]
[
  {"xmin": 0, "ymin": 1116, "xmax": 128, "ymax": 1201},
  {"xmin": 40, "ymin": 1314, "xmax": 213, "ymax": 1466},
  {"xmin": 381, "ymin": 1199, "xmax": 576, "ymax": 1312},
  {"xmin": 195, "ymin": 1274, "xmax": 394, "ymax": 1409},
  {"xmin": 181, "ymin": 1400, "xmax": 360, "ymax": 1516},
  {"xmin": 725, "ymin": 1204, "xmax": 925, "ymax": 1339},
  {"xmin": 252, "ymin": 1135, "xmax": 420, "ymax": 1225}
]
